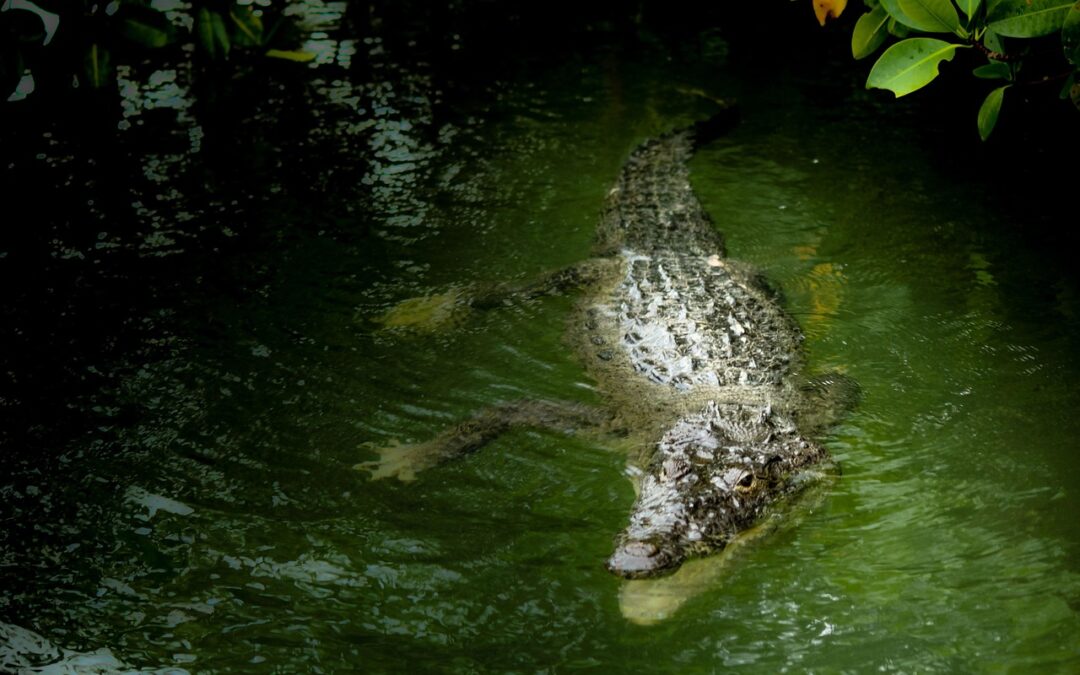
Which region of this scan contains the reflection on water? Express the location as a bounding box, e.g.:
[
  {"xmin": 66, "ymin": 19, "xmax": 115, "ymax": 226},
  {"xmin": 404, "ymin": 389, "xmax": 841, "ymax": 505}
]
[
  {"xmin": 2, "ymin": 1, "xmax": 1080, "ymax": 672},
  {"xmin": 0, "ymin": 620, "xmax": 187, "ymax": 674}
]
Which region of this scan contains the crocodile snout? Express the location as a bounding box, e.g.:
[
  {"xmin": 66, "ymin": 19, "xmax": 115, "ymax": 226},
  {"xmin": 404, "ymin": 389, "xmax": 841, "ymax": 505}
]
[{"xmin": 606, "ymin": 540, "xmax": 679, "ymax": 579}]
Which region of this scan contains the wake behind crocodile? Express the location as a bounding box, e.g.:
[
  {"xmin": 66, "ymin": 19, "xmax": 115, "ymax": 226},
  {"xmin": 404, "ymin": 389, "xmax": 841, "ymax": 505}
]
[{"xmin": 362, "ymin": 103, "xmax": 856, "ymax": 622}]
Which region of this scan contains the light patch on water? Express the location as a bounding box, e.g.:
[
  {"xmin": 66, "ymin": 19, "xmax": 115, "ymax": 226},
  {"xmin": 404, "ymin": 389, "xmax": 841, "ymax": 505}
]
[
  {"xmin": 217, "ymin": 550, "xmax": 368, "ymax": 591},
  {"xmin": 7, "ymin": 71, "xmax": 35, "ymax": 102},
  {"xmin": 149, "ymin": 0, "xmax": 192, "ymax": 31},
  {"xmin": 114, "ymin": 63, "xmax": 202, "ymax": 258},
  {"xmin": 126, "ymin": 487, "xmax": 195, "ymax": 520},
  {"xmin": 118, "ymin": 67, "xmax": 196, "ymax": 128},
  {"xmin": 284, "ymin": 0, "xmax": 346, "ymax": 31},
  {"xmin": 0, "ymin": 621, "xmax": 187, "ymax": 674},
  {"xmin": 1, "ymin": 0, "xmax": 59, "ymax": 45}
]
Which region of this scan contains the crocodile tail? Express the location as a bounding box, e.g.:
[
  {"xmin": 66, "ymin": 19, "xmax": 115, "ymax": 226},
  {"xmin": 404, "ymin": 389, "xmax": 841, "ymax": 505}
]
[{"xmin": 690, "ymin": 101, "xmax": 740, "ymax": 150}]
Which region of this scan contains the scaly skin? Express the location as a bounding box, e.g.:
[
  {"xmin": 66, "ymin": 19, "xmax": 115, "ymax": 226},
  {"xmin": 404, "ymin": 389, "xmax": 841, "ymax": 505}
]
[{"xmin": 569, "ymin": 113, "xmax": 843, "ymax": 578}]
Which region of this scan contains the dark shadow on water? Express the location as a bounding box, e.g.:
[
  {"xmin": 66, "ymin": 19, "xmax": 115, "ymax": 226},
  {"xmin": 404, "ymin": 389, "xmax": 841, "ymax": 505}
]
[{"xmin": 1, "ymin": 1, "xmax": 1078, "ymax": 671}]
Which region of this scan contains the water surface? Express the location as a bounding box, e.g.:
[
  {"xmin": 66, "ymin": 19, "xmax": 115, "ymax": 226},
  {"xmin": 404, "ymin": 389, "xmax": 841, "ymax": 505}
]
[{"xmin": 2, "ymin": 4, "xmax": 1079, "ymax": 673}]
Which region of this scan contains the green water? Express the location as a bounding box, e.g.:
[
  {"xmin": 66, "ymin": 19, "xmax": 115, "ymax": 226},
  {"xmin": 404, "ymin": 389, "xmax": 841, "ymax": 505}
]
[{"xmin": 3, "ymin": 7, "xmax": 1080, "ymax": 673}]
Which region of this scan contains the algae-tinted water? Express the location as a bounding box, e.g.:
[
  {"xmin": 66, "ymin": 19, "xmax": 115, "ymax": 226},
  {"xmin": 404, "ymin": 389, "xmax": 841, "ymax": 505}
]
[{"xmin": 2, "ymin": 3, "xmax": 1079, "ymax": 672}]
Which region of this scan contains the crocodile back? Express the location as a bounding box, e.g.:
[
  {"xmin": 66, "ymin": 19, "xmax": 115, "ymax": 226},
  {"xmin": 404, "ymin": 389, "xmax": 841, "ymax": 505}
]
[
  {"xmin": 612, "ymin": 250, "xmax": 802, "ymax": 393},
  {"xmin": 588, "ymin": 123, "xmax": 802, "ymax": 396},
  {"xmin": 595, "ymin": 130, "xmax": 725, "ymax": 257}
]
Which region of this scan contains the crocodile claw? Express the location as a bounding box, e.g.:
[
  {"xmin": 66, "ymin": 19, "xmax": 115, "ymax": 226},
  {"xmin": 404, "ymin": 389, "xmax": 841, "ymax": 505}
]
[
  {"xmin": 354, "ymin": 439, "xmax": 424, "ymax": 482},
  {"xmin": 374, "ymin": 289, "xmax": 469, "ymax": 331}
]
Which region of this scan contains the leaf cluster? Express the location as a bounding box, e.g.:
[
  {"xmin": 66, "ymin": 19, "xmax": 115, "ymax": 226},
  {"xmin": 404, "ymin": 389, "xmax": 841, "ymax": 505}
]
[
  {"xmin": 193, "ymin": 1, "xmax": 313, "ymax": 63},
  {"xmin": 1, "ymin": 0, "xmax": 314, "ymax": 102},
  {"xmin": 851, "ymin": 0, "xmax": 1080, "ymax": 138}
]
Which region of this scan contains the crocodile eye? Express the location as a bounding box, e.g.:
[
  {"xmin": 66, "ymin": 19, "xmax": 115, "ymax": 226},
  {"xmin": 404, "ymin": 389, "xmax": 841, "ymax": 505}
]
[{"xmin": 737, "ymin": 472, "xmax": 754, "ymax": 488}]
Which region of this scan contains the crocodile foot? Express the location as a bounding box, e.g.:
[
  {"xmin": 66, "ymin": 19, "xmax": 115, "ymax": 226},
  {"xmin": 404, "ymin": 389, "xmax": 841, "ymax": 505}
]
[
  {"xmin": 354, "ymin": 439, "xmax": 437, "ymax": 482},
  {"xmin": 375, "ymin": 288, "xmax": 469, "ymax": 331}
]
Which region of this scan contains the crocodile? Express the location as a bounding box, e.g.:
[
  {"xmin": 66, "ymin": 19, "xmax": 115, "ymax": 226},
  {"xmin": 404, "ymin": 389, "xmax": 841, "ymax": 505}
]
[{"xmin": 361, "ymin": 103, "xmax": 856, "ymax": 585}]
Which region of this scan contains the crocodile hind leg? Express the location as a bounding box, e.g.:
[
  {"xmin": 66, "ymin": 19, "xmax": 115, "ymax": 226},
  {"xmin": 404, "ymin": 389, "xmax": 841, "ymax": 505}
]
[
  {"xmin": 356, "ymin": 400, "xmax": 614, "ymax": 482},
  {"xmin": 795, "ymin": 372, "xmax": 861, "ymax": 436}
]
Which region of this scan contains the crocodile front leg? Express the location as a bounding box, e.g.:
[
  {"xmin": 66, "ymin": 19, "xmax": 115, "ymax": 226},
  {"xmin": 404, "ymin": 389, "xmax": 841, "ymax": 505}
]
[
  {"xmin": 471, "ymin": 257, "xmax": 622, "ymax": 309},
  {"xmin": 356, "ymin": 399, "xmax": 614, "ymax": 482},
  {"xmin": 376, "ymin": 257, "xmax": 621, "ymax": 330}
]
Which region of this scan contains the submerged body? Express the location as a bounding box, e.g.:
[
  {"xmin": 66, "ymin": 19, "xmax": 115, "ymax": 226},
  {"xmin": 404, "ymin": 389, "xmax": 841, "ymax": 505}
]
[
  {"xmin": 365, "ymin": 106, "xmax": 853, "ymax": 588},
  {"xmin": 569, "ymin": 114, "xmax": 839, "ymax": 578}
]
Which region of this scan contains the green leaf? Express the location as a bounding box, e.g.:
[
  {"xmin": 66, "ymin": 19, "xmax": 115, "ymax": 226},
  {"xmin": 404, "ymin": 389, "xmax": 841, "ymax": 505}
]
[
  {"xmin": 265, "ymin": 49, "xmax": 316, "ymax": 62},
  {"xmin": 973, "ymin": 61, "xmax": 1012, "ymax": 78},
  {"xmin": 983, "ymin": 27, "xmax": 1005, "ymax": 53},
  {"xmin": 117, "ymin": 5, "xmax": 175, "ymax": 48},
  {"xmin": 84, "ymin": 43, "xmax": 111, "ymax": 89},
  {"xmin": 853, "ymin": 6, "xmax": 891, "ymax": 59},
  {"xmin": 1063, "ymin": 2, "xmax": 1080, "ymax": 65},
  {"xmin": 888, "ymin": 16, "xmax": 913, "ymax": 37},
  {"xmin": 867, "ymin": 38, "xmax": 966, "ymax": 97},
  {"xmin": 902, "ymin": 0, "xmax": 963, "ymax": 34},
  {"xmin": 977, "ymin": 85, "xmax": 1008, "ymax": 140},
  {"xmin": 956, "ymin": 0, "xmax": 983, "ymax": 18},
  {"xmin": 1060, "ymin": 72, "xmax": 1076, "ymax": 98},
  {"xmin": 880, "ymin": 0, "xmax": 919, "ymax": 29},
  {"xmin": 211, "ymin": 11, "xmax": 230, "ymax": 59},
  {"xmin": 196, "ymin": 8, "xmax": 216, "ymax": 59},
  {"xmin": 881, "ymin": 0, "xmax": 963, "ymax": 35},
  {"xmin": 120, "ymin": 16, "xmax": 172, "ymax": 48},
  {"xmin": 987, "ymin": 0, "xmax": 1073, "ymax": 38},
  {"xmin": 229, "ymin": 6, "xmax": 264, "ymax": 47}
]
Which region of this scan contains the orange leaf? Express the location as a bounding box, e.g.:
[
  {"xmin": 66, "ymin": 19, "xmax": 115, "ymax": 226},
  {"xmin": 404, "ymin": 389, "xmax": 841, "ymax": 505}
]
[{"xmin": 813, "ymin": 0, "xmax": 848, "ymax": 26}]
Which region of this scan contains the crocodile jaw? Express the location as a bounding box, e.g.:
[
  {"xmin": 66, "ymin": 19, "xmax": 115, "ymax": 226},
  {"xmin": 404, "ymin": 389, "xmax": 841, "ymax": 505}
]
[
  {"xmin": 607, "ymin": 538, "xmax": 679, "ymax": 578},
  {"xmin": 606, "ymin": 472, "xmax": 689, "ymax": 578},
  {"xmin": 606, "ymin": 402, "xmax": 828, "ymax": 580}
]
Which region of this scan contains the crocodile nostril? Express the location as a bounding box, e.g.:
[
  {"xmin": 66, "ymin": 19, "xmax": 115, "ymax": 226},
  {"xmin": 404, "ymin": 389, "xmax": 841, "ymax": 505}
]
[
  {"xmin": 763, "ymin": 455, "xmax": 783, "ymax": 478},
  {"xmin": 624, "ymin": 541, "xmax": 658, "ymax": 558},
  {"xmin": 661, "ymin": 457, "xmax": 691, "ymax": 483}
]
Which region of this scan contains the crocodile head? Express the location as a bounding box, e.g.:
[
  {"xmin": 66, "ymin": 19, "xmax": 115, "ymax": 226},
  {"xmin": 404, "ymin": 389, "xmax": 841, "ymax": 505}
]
[{"xmin": 606, "ymin": 401, "xmax": 828, "ymax": 579}]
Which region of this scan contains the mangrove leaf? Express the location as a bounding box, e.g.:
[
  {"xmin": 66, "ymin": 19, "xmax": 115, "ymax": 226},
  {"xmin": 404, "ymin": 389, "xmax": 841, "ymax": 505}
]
[
  {"xmin": 880, "ymin": 0, "xmax": 919, "ymax": 30},
  {"xmin": 888, "ymin": 16, "xmax": 913, "ymax": 37},
  {"xmin": 987, "ymin": 0, "xmax": 1073, "ymax": 38},
  {"xmin": 84, "ymin": 43, "xmax": 111, "ymax": 89},
  {"xmin": 881, "ymin": 0, "xmax": 963, "ymax": 35},
  {"xmin": 983, "ymin": 26, "xmax": 1005, "ymax": 53},
  {"xmin": 1063, "ymin": 2, "xmax": 1080, "ymax": 64},
  {"xmin": 211, "ymin": 10, "xmax": 230, "ymax": 60},
  {"xmin": 1060, "ymin": 72, "xmax": 1075, "ymax": 98},
  {"xmin": 867, "ymin": 38, "xmax": 965, "ymax": 97},
  {"xmin": 119, "ymin": 6, "xmax": 174, "ymax": 48},
  {"xmin": 265, "ymin": 49, "xmax": 316, "ymax": 62},
  {"xmin": 977, "ymin": 84, "xmax": 1008, "ymax": 140},
  {"xmin": 196, "ymin": 8, "xmax": 216, "ymax": 59},
  {"xmin": 853, "ymin": 6, "xmax": 891, "ymax": 60},
  {"xmin": 956, "ymin": 0, "xmax": 983, "ymax": 18},
  {"xmin": 814, "ymin": 0, "xmax": 849, "ymax": 26},
  {"xmin": 972, "ymin": 61, "xmax": 1011, "ymax": 78},
  {"xmin": 229, "ymin": 7, "xmax": 264, "ymax": 47}
]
